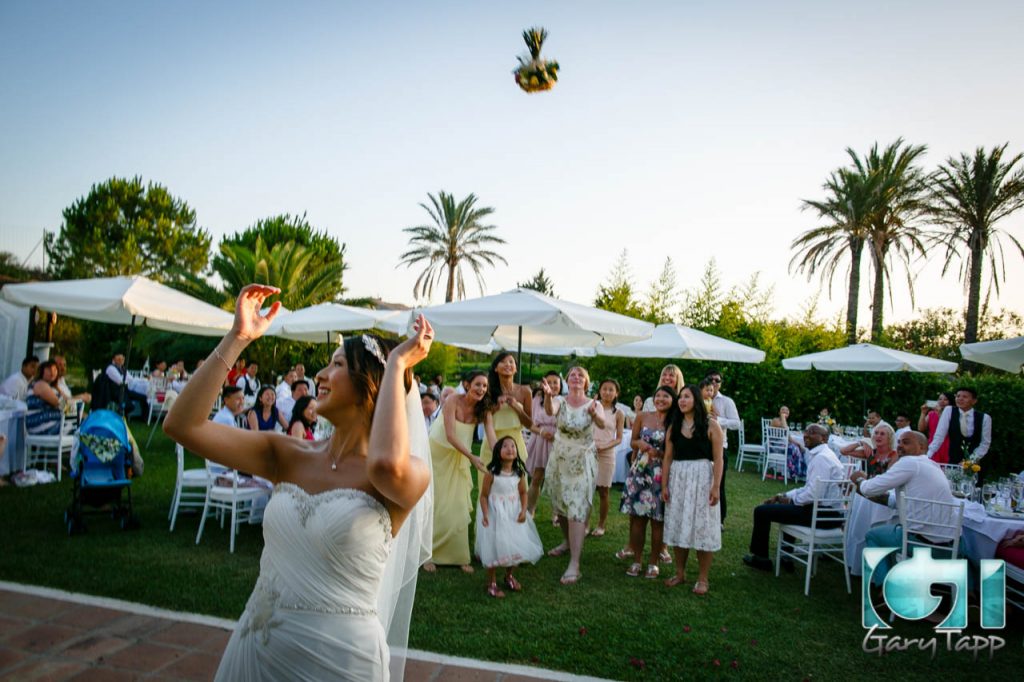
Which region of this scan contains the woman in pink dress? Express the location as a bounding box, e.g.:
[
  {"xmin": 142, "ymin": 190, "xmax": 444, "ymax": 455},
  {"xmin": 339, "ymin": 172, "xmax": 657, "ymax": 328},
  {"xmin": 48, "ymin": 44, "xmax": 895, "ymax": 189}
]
[
  {"xmin": 525, "ymin": 372, "xmax": 561, "ymax": 518},
  {"xmin": 918, "ymin": 391, "xmax": 952, "ymax": 463}
]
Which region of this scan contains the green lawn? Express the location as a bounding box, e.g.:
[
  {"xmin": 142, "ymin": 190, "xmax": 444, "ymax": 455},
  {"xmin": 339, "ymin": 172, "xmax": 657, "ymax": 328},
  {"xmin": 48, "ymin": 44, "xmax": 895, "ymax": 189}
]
[{"xmin": 0, "ymin": 425, "xmax": 1019, "ymax": 680}]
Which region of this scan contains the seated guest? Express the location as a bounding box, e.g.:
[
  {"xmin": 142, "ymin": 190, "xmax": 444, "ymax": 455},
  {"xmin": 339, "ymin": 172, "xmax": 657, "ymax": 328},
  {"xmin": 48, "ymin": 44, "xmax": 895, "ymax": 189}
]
[
  {"xmin": 840, "ymin": 424, "xmax": 897, "ymax": 477},
  {"xmin": 25, "ymin": 361, "xmax": 65, "ymax": 435},
  {"xmin": 276, "ymin": 380, "xmax": 308, "ymax": 422},
  {"xmin": 96, "ymin": 352, "xmax": 148, "ymax": 418},
  {"xmin": 893, "ymin": 413, "xmax": 912, "ymax": 441},
  {"xmin": 422, "ymin": 389, "xmax": 441, "ymax": 430},
  {"xmin": 742, "ymin": 424, "xmax": 845, "ymax": 571},
  {"xmin": 52, "ymin": 354, "xmax": 91, "ymax": 406},
  {"xmin": 996, "ymin": 530, "xmax": 1024, "ymax": 570},
  {"xmin": 212, "ymin": 386, "xmax": 246, "ymax": 428},
  {"xmin": 771, "ymin": 406, "xmax": 807, "ymax": 481},
  {"xmin": 276, "ymin": 368, "xmax": 298, "ymax": 401},
  {"xmin": 918, "ymin": 391, "xmax": 952, "ymax": 463},
  {"xmin": 862, "ymin": 409, "xmax": 891, "ymax": 438},
  {"xmin": 0, "ymin": 355, "xmax": 39, "ymax": 401},
  {"xmin": 150, "ymin": 360, "xmax": 168, "ymax": 379},
  {"xmin": 247, "ymin": 385, "xmax": 288, "ymax": 432},
  {"xmin": 288, "ymin": 396, "xmax": 318, "ymax": 440},
  {"xmin": 852, "ymin": 431, "xmax": 958, "ymax": 585}
]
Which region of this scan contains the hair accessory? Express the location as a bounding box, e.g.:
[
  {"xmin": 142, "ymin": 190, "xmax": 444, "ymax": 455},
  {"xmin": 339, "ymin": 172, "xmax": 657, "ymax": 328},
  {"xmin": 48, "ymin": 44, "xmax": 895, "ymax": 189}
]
[{"xmin": 362, "ymin": 335, "xmax": 387, "ymax": 367}]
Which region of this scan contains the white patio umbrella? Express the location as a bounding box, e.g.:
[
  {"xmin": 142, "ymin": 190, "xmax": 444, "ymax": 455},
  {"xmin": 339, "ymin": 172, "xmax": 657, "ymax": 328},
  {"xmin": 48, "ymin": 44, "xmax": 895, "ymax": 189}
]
[
  {"xmin": 781, "ymin": 343, "xmax": 957, "ymax": 373},
  {"xmin": 412, "ymin": 289, "xmax": 654, "ymax": 379},
  {"xmin": 596, "ymin": 323, "xmax": 766, "ymax": 363},
  {"xmin": 960, "ymin": 336, "xmax": 1024, "ymax": 373},
  {"xmin": 265, "ymin": 302, "xmax": 392, "ymax": 344},
  {"xmin": 0, "ymin": 275, "xmax": 233, "ymax": 337}
]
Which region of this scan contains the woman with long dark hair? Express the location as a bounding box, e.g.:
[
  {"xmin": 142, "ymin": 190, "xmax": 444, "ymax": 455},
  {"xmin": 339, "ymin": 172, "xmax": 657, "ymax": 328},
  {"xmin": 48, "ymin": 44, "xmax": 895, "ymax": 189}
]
[
  {"xmin": 247, "ymin": 385, "xmax": 288, "ymax": 432},
  {"xmin": 485, "ymin": 352, "xmax": 533, "ymax": 465},
  {"xmin": 164, "ymin": 284, "xmax": 434, "ymax": 681},
  {"xmin": 662, "ymin": 384, "xmax": 724, "ymax": 594},
  {"xmin": 288, "ymin": 395, "xmax": 318, "ymax": 440}
]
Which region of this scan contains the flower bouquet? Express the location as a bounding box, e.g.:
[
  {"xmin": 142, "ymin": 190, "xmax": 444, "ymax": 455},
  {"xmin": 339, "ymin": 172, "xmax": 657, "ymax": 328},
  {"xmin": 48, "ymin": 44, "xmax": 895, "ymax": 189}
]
[
  {"xmin": 947, "ymin": 445, "xmax": 981, "ymax": 497},
  {"xmin": 514, "ymin": 27, "xmax": 559, "ymax": 93}
]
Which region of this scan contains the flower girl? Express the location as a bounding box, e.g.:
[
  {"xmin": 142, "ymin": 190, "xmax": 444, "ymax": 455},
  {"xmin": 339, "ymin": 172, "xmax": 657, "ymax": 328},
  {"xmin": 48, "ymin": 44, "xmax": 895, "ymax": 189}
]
[{"xmin": 475, "ymin": 436, "xmax": 544, "ymax": 597}]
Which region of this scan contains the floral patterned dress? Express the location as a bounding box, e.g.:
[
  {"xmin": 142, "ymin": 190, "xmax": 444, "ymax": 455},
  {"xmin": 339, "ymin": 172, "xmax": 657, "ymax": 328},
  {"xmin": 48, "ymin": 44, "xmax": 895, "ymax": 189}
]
[
  {"xmin": 545, "ymin": 399, "xmax": 597, "ymax": 522},
  {"xmin": 619, "ymin": 424, "xmax": 666, "ymax": 521}
]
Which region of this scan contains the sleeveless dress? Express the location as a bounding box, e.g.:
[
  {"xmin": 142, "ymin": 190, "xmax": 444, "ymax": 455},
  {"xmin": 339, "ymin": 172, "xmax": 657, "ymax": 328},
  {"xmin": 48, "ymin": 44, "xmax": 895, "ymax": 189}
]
[
  {"xmin": 474, "ymin": 473, "xmax": 544, "ymax": 568},
  {"xmin": 25, "ymin": 382, "xmax": 62, "ymax": 435},
  {"xmin": 525, "ymin": 396, "xmax": 556, "ymax": 475},
  {"xmin": 253, "ymin": 407, "xmax": 279, "ymax": 431},
  {"xmin": 663, "ymin": 430, "xmax": 721, "ymax": 552},
  {"xmin": 619, "ymin": 424, "xmax": 666, "ymax": 521},
  {"xmin": 428, "ymin": 412, "xmax": 476, "ymax": 565},
  {"xmin": 592, "ymin": 406, "xmax": 618, "ymax": 488},
  {"xmin": 545, "ymin": 400, "xmax": 597, "ymax": 522},
  {"xmin": 216, "ymin": 483, "xmax": 393, "ymax": 681},
  {"xmin": 487, "ymin": 402, "xmax": 528, "ymax": 467}
]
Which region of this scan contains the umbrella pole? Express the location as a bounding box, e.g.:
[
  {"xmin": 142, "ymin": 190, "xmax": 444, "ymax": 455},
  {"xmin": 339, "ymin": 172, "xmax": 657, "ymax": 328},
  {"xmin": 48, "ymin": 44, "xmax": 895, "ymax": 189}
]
[
  {"xmin": 122, "ymin": 315, "xmax": 137, "ymax": 413},
  {"xmin": 517, "ymin": 326, "xmax": 523, "ymax": 384}
]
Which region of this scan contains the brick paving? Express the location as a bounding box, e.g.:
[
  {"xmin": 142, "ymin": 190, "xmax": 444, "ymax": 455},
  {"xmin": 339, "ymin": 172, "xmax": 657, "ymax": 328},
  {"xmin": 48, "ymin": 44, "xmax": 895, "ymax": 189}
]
[{"xmin": 0, "ymin": 584, "xmax": 607, "ymax": 681}]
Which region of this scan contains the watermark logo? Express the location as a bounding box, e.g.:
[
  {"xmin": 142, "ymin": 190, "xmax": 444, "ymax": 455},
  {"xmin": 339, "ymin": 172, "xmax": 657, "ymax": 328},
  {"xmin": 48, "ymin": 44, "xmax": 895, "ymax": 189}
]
[{"xmin": 861, "ymin": 547, "xmax": 1007, "ymax": 658}]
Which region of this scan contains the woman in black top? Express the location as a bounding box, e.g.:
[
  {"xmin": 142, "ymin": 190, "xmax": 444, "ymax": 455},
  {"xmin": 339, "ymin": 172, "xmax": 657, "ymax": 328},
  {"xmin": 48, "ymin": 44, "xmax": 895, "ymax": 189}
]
[{"xmin": 661, "ymin": 384, "xmax": 724, "ymax": 594}]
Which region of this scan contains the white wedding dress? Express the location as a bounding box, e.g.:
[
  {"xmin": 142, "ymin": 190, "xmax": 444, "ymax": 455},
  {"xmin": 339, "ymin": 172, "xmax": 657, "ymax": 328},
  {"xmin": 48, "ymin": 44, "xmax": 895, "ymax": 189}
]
[{"xmin": 216, "ymin": 482, "xmax": 395, "ymax": 681}]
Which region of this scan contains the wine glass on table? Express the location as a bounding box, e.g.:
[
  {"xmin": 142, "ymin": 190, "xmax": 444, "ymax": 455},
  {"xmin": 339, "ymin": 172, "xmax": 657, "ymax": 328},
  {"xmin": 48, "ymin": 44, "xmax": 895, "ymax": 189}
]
[{"xmin": 982, "ymin": 484, "xmax": 995, "ymax": 510}]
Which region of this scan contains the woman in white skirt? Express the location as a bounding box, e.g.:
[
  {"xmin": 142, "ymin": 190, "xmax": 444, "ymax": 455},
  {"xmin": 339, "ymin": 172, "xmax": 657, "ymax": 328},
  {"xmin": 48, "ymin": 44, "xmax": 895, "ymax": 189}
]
[{"xmin": 661, "ymin": 384, "xmax": 724, "ymax": 594}]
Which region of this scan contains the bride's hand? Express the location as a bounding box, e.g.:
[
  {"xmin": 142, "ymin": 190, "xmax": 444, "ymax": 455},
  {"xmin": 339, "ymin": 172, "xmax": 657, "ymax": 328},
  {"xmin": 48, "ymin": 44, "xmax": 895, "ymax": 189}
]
[
  {"xmin": 232, "ymin": 284, "xmax": 282, "ymax": 341},
  {"xmin": 390, "ymin": 314, "xmax": 434, "ymax": 369}
]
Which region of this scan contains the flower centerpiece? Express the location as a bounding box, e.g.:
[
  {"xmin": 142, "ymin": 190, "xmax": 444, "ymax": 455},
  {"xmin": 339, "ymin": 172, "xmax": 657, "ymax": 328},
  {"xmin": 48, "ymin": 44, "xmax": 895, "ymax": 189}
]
[
  {"xmin": 514, "ymin": 27, "xmax": 559, "ymax": 93},
  {"xmin": 946, "ymin": 444, "xmax": 981, "ymax": 497},
  {"xmin": 817, "ymin": 409, "xmax": 840, "ymax": 435}
]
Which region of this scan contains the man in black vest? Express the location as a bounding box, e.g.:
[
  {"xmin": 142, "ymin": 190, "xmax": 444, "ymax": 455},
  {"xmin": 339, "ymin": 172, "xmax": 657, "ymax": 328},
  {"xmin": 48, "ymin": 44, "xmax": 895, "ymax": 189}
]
[{"xmin": 926, "ymin": 386, "xmax": 991, "ymax": 469}]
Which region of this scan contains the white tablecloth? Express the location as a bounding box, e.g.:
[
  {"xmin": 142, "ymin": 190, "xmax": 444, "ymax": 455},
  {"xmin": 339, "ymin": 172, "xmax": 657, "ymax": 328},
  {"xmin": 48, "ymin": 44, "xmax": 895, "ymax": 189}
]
[
  {"xmin": 0, "ymin": 402, "xmax": 28, "ymax": 475},
  {"xmin": 127, "ymin": 377, "xmax": 150, "ymax": 395},
  {"xmin": 844, "ymin": 494, "xmax": 896, "ymax": 575},
  {"xmin": 613, "ymin": 428, "xmax": 632, "ymax": 484}
]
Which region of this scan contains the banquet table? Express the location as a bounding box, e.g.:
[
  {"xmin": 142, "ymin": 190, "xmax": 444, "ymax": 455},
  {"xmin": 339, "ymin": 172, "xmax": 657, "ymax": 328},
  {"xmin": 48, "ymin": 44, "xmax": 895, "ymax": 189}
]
[
  {"xmin": 612, "ymin": 428, "xmax": 632, "ymax": 484},
  {"xmin": 0, "ymin": 400, "xmax": 27, "ymax": 475}
]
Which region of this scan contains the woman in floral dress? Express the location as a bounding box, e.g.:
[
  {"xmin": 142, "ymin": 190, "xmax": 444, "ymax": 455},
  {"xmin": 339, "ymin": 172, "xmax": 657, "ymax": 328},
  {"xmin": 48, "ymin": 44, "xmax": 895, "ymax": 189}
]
[
  {"xmin": 618, "ymin": 385, "xmax": 675, "ymax": 579},
  {"xmin": 542, "ymin": 366, "xmax": 605, "ymax": 585}
]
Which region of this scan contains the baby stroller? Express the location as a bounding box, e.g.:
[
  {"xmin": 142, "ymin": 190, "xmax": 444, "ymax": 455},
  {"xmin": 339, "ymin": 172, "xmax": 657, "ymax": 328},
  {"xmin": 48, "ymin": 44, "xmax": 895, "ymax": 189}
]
[{"xmin": 65, "ymin": 409, "xmax": 139, "ymax": 535}]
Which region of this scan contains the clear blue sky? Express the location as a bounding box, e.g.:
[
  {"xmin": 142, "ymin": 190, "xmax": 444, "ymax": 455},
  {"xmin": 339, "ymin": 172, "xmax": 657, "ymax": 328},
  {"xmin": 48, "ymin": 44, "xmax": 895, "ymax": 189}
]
[{"xmin": 2, "ymin": 0, "xmax": 1022, "ymax": 324}]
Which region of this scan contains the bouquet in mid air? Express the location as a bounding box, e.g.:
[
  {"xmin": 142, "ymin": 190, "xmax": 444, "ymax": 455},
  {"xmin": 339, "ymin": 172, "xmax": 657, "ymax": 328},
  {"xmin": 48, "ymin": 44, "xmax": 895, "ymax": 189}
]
[{"xmin": 514, "ymin": 27, "xmax": 559, "ymax": 93}]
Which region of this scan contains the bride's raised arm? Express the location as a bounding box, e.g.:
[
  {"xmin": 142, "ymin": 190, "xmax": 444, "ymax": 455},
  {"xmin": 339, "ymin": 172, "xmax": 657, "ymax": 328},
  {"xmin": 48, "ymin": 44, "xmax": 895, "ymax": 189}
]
[
  {"xmin": 163, "ymin": 284, "xmax": 286, "ymax": 479},
  {"xmin": 367, "ymin": 314, "xmax": 433, "ymax": 514}
]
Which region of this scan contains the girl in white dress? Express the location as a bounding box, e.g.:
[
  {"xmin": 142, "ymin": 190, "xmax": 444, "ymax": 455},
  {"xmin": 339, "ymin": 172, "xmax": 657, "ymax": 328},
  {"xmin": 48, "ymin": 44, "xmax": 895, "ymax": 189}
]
[
  {"xmin": 475, "ymin": 436, "xmax": 543, "ymax": 597},
  {"xmin": 164, "ymin": 285, "xmax": 434, "ymax": 682}
]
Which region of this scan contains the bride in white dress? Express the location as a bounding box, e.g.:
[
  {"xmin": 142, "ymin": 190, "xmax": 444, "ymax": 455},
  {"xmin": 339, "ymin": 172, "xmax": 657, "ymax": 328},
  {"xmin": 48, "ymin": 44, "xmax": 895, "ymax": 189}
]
[{"xmin": 165, "ymin": 284, "xmax": 435, "ymax": 681}]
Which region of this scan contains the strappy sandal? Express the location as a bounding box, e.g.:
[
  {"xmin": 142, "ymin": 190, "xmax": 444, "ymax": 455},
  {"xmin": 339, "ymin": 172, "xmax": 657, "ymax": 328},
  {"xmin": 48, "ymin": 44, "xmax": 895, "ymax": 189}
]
[
  {"xmin": 626, "ymin": 562, "xmax": 642, "ymax": 577},
  {"xmin": 615, "ymin": 548, "xmax": 634, "ymax": 560},
  {"xmin": 659, "ymin": 548, "xmax": 673, "ymax": 564},
  {"xmin": 589, "ymin": 527, "xmax": 606, "ymax": 538},
  {"xmin": 692, "ymin": 581, "xmax": 709, "ymax": 595},
  {"xmin": 504, "ymin": 575, "xmax": 522, "ymax": 592},
  {"xmin": 487, "ymin": 582, "xmax": 506, "ymax": 598},
  {"xmin": 645, "ymin": 564, "xmax": 660, "ymax": 579},
  {"xmin": 664, "ymin": 574, "xmax": 686, "ymax": 588},
  {"xmin": 560, "ymin": 572, "xmax": 581, "ymax": 585},
  {"xmin": 547, "ymin": 544, "xmax": 569, "ymax": 557}
]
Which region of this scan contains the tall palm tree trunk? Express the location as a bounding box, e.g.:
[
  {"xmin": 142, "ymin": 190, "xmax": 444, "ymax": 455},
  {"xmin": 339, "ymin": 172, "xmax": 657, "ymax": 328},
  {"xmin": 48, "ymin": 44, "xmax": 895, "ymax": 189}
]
[
  {"xmin": 445, "ymin": 258, "xmax": 457, "ymax": 303},
  {"xmin": 869, "ymin": 247, "xmax": 886, "ymax": 343},
  {"xmin": 845, "ymin": 240, "xmax": 864, "ymax": 344},
  {"xmin": 964, "ymin": 232, "xmax": 986, "ymax": 344}
]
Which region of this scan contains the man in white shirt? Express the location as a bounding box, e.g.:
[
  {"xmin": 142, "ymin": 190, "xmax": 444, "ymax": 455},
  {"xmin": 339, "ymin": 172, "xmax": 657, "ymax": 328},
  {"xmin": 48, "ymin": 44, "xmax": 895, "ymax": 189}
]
[
  {"xmin": 212, "ymin": 386, "xmax": 246, "ymax": 428},
  {"xmin": 926, "ymin": 386, "xmax": 991, "ymax": 465},
  {"xmin": 52, "ymin": 354, "xmax": 91, "ymax": 406},
  {"xmin": 863, "ymin": 410, "xmax": 891, "ymax": 438},
  {"xmin": 0, "ymin": 356, "xmax": 39, "ymax": 401},
  {"xmin": 743, "ymin": 424, "xmax": 845, "ymax": 571},
  {"xmin": 421, "ymin": 390, "xmax": 441, "ymax": 431},
  {"xmin": 235, "ymin": 361, "xmax": 260, "ymax": 408},
  {"xmin": 276, "ymin": 381, "xmax": 308, "ymax": 424},
  {"xmin": 101, "ymin": 353, "xmax": 149, "ymax": 419},
  {"xmin": 706, "ymin": 370, "xmax": 741, "ymax": 524},
  {"xmin": 893, "ymin": 413, "xmax": 911, "ymax": 442},
  {"xmin": 293, "ymin": 363, "xmax": 316, "ymax": 395},
  {"xmin": 853, "ymin": 430, "xmax": 958, "ymax": 585},
  {"xmin": 276, "ymin": 369, "xmax": 298, "ymax": 402}
]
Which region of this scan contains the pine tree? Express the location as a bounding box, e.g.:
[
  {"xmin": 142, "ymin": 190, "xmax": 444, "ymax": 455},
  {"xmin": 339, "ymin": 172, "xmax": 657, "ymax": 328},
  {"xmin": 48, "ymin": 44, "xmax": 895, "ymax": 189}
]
[
  {"xmin": 643, "ymin": 257, "xmax": 679, "ymax": 323},
  {"xmin": 594, "ymin": 250, "xmax": 643, "ymax": 317}
]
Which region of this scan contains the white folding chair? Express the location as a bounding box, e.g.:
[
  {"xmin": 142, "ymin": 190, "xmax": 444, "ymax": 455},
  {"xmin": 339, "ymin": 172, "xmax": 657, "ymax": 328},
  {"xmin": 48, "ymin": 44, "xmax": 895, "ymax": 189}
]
[
  {"xmin": 169, "ymin": 444, "xmax": 215, "ymax": 531},
  {"xmin": 896, "ymin": 491, "xmax": 965, "ymax": 563},
  {"xmin": 195, "ymin": 462, "xmax": 270, "ymax": 553},
  {"xmin": 737, "ymin": 419, "xmax": 768, "ymax": 473},
  {"xmin": 762, "ymin": 425, "xmax": 790, "ymax": 484},
  {"xmin": 24, "ymin": 411, "xmax": 74, "ymax": 482},
  {"xmin": 776, "ymin": 477, "xmax": 853, "ymax": 596}
]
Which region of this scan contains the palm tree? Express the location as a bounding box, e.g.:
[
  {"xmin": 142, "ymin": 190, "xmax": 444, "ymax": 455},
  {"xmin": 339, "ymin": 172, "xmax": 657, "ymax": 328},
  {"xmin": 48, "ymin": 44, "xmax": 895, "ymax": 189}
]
[
  {"xmin": 399, "ymin": 191, "xmax": 507, "ymax": 302},
  {"xmin": 790, "ymin": 167, "xmax": 875, "ymax": 344},
  {"xmin": 212, "ymin": 236, "xmax": 345, "ymax": 309},
  {"xmin": 852, "ymin": 139, "xmax": 930, "ymax": 342},
  {"xmin": 929, "ymin": 144, "xmax": 1024, "ymax": 344}
]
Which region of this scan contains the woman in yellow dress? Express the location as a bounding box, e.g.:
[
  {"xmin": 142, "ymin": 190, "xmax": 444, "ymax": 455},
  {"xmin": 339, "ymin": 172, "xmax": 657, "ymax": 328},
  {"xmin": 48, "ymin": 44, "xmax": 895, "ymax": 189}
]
[
  {"xmin": 424, "ymin": 371, "xmax": 494, "ymax": 572},
  {"xmin": 484, "ymin": 352, "xmax": 533, "ymax": 466}
]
